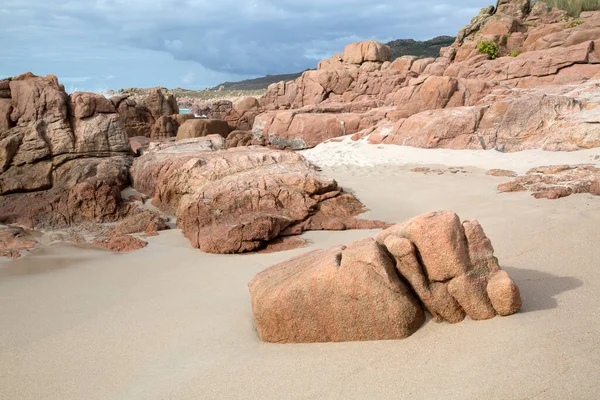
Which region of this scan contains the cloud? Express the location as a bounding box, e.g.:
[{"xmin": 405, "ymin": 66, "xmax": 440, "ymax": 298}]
[
  {"xmin": 0, "ymin": 0, "xmax": 493, "ymax": 89},
  {"xmin": 181, "ymin": 72, "xmax": 196, "ymax": 85}
]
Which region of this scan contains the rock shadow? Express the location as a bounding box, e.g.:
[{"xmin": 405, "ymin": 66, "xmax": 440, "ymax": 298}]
[{"xmin": 502, "ymin": 266, "xmax": 583, "ymax": 313}]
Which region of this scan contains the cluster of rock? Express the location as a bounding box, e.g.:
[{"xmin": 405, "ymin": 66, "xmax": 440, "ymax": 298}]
[
  {"xmin": 111, "ymin": 87, "xmax": 179, "ymax": 138},
  {"xmin": 498, "ymin": 164, "xmax": 600, "ymax": 199},
  {"xmin": 116, "ymin": 90, "xmax": 265, "ymax": 152},
  {"xmin": 130, "ymin": 137, "xmax": 387, "ymax": 253},
  {"xmin": 253, "ymin": 2, "xmax": 600, "ymax": 152},
  {"xmin": 110, "ymin": 86, "xmax": 261, "ymax": 145},
  {"xmin": 0, "ymin": 73, "xmax": 386, "ymax": 257},
  {"xmin": 249, "ymin": 211, "xmax": 521, "ymax": 343},
  {"xmin": 0, "ymin": 73, "xmax": 175, "ymax": 256}
]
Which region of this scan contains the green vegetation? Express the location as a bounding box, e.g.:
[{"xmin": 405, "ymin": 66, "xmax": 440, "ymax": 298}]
[
  {"xmin": 524, "ymin": 21, "xmax": 537, "ymax": 27},
  {"xmin": 386, "ymin": 36, "xmax": 456, "ymax": 60},
  {"xmin": 211, "ymin": 72, "xmax": 305, "ymax": 91},
  {"xmin": 510, "ymin": 49, "xmax": 522, "ymax": 57},
  {"xmin": 477, "ymin": 40, "xmax": 500, "ymax": 59},
  {"xmin": 537, "ymin": 0, "xmax": 600, "ymax": 17},
  {"xmin": 567, "ymin": 20, "xmax": 585, "ymax": 28}
]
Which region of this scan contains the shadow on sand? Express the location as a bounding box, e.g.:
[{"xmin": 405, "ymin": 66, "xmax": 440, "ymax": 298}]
[
  {"xmin": 502, "ymin": 266, "xmax": 583, "ymax": 314},
  {"xmin": 0, "ymin": 243, "xmax": 110, "ymax": 278}
]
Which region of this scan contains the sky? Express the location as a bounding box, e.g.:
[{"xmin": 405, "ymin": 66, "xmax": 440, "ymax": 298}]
[{"xmin": 0, "ymin": 0, "xmax": 495, "ymax": 92}]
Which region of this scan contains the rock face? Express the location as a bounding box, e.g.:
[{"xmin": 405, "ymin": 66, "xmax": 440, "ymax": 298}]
[
  {"xmin": 253, "ymin": 103, "xmax": 386, "ymax": 150},
  {"xmin": 111, "ymin": 95, "xmax": 155, "ymax": 138},
  {"xmin": 248, "ymin": 211, "xmax": 522, "ymax": 343},
  {"xmin": 0, "ymin": 73, "xmax": 156, "ymax": 252},
  {"xmin": 150, "ymin": 115, "xmax": 179, "ymax": 139},
  {"xmin": 110, "ymin": 88, "xmax": 190, "ymax": 139},
  {"xmin": 176, "ymin": 119, "xmax": 231, "ymax": 141},
  {"xmin": 0, "ymin": 73, "xmax": 131, "ymax": 196},
  {"xmin": 257, "ymin": 5, "xmax": 600, "ymax": 151},
  {"xmin": 130, "ymin": 139, "xmax": 387, "ymax": 254},
  {"xmin": 343, "ymin": 40, "xmax": 392, "ymax": 64},
  {"xmin": 225, "ymin": 130, "xmax": 254, "ymax": 148},
  {"xmin": 143, "ymin": 87, "xmax": 179, "ymax": 120}
]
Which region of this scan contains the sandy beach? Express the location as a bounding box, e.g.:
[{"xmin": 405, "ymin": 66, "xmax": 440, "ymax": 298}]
[{"xmin": 1, "ymin": 146, "xmax": 599, "ymax": 399}]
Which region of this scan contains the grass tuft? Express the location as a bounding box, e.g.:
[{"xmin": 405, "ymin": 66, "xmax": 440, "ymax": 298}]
[
  {"xmin": 566, "ymin": 20, "xmax": 584, "ymax": 28},
  {"xmin": 477, "ymin": 40, "xmax": 500, "ymax": 59},
  {"xmin": 536, "ymin": 0, "xmax": 600, "ymax": 17}
]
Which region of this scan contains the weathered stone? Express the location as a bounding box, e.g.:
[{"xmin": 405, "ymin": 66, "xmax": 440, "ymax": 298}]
[
  {"xmin": 0, "ymin": 224, "xmax": 37, "ymax": 259},
  {"xmin": 151, "ymin": 115, "xmax": 178, "ymax": 139},
  {"xmin": 248, "ymin": 239, "xmax": 425, "ymax": 343},
  {"xmin": 176, "ymin": 119, "xmax": 230, "ymax": 140},
  {"xmin": 249, "ymin": 211, "xmax": 521, "ymax": 343},
  {"xmin": 131, "ymin": 143, "xmax": 386, "ymax": 254},
  {"xmin": 487, "ymin": 270, "xmax": 522, "ymax": 316},
  {"xmin": 143, "ymin": 88, "xmax": 179, "ymax": 120},
  {"xmin": 343, "ymin": 41, "xmax": 392, "ymax": 64},
  {"xmin": 498, "ymin": 165, "xmax": 600, "ymax": 199}
]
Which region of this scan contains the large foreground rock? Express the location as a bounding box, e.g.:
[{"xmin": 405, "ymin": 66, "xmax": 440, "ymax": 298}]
[
  {"xmin": 249, "ymin": 211, "xmax": 521, "ymax": 343},
  {"xmin": 130, "ymin": 139, "xmax": 387, "ymax": 253}
]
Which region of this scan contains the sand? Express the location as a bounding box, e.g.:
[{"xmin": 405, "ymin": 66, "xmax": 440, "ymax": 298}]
[
  {"xmin": 301, "ymin": 137, "xmax": 600, "ymax": 174},
  {"xmin": 1, "ymin": 147, "xmax": 599, "ymax": 399}
]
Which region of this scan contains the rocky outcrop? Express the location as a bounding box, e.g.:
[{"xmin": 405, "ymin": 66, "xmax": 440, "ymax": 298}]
[
  {"xmin": 97, "ymin": 234, "xmax": 148, "ymax": 253},
  {"xmin": 193, "ymin": 99, "xmax": 233, "ymax": 118},
  {"xmin": 378, "ymin": 80, "xmax": 600, "ymax": 151},
  {"xmin": 150, "ymin": 113, "xmax": 197, "ymax": 139},
  {"xmin": 111, "ymin": 95, "xmax": 155, "ymax": 138},
  {"xmin": 143, "ymin": 87, "xmax": 179, "ymax": 120},
  {"xmin": 225, "ymin": 130, "xmax": 254, "ymax": 148},
  {"xmin": 498, "ymin": 164, "xmax": 600, "ymax": 199},
  {"xmin": 221, "ymin": 97, "xmax": 262, "ymax": 131},
  {"xmin": 111, "ymin": 89, "xmax": 192, "ymax": 139},
  {"xmin": 0, "ymin": 224, "xmax": 37, "ymax": 259},
  {"xmin": 343, "ymin": 40, "xmax": 392, "ymax": 64},
  {"xmin": 257, "ymin": 4, "xmax": 600, "ymax": 151},
  {"xmin": 249, "ymin": 211, "xmax": 521, "ymax": 343},
  {"xmin": 0, "ymin": 74, "xmax": 131, "ymax": 195},
  {"xmin": 150, "ymin": 115, "xmax": 179, "ymax": 139},
  {"xmin": 487, "ymin": 169, "xmax": 518, "ymax": 177},
  {"xmin": 253, "ymin": 105, "xmax": 384, "ymax": 150},
  {"xmin": 130, "ymin": 139, "xmax": 387, "ymax": 253},
  {"xmin": 176, "ymin": 119, "xmax": 231, "ymax": 140},
  {"xmin": 0, "ymin": 73, "xmax": 142, "ymax": 251}
]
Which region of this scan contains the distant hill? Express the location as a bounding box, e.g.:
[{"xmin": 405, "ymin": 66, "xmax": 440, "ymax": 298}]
[
  {"xmin": 211, "ymin": 72, "xmax": 307, "ymax": 91},
  {"xmin": 387, "ymin": 35, "xmax": 455, "ymax": 60},
  {"xmin": 213, "ymin": 36, "xmax": 456, "ymax": 90}
]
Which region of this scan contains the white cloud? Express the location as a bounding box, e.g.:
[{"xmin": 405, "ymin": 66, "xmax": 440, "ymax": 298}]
[
  {"xmin": 0, "ymin": 0, "xmax": 494, "ymax": 89},
  {"xmin": 181, "ymin": 72, "xmax": 196, "ymax": 85}
]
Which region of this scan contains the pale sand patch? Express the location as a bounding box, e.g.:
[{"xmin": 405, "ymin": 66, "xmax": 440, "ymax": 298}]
[
  {"xmin": 1, "ymin": 162, "xmax": 599, "ymax": 399},
  {"xmin": 301, "ymin": 137, "xmax": 600, "ymax": 174}
]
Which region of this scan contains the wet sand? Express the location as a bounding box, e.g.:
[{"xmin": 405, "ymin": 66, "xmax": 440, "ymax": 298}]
[{"xmin": 1, "ymin": 163, "xmax": 599, "ymax": 399}]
